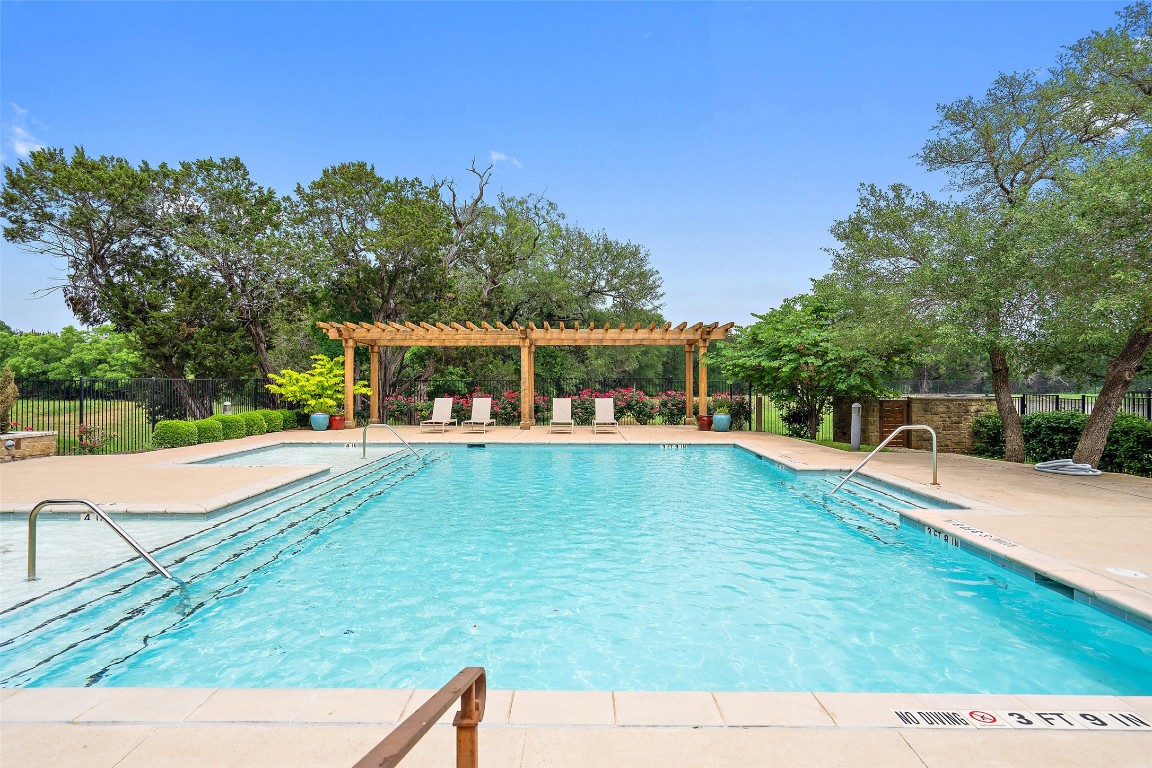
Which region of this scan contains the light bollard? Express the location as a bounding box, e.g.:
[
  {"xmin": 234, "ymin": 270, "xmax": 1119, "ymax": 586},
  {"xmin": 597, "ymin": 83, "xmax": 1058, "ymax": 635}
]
[{"xmin": 850, "ymin": 402, "xmax": 862, "ymax": 451}]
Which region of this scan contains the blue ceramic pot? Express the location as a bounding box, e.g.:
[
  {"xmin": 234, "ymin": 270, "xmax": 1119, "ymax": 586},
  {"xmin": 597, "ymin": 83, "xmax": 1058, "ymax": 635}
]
[
  {"xmin": 712, "ymin": 413, "xmax": 732, "ymax": 432},
  {"xmin": 309, "ymin": 413, "xmax": 330, "ymax": 431}
]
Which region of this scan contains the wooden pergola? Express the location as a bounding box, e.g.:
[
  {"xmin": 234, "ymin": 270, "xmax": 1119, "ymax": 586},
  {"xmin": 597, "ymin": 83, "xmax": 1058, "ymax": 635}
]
[{"xmin": 316, "ymin": 320, "xmax": 735, "ymax": 429}]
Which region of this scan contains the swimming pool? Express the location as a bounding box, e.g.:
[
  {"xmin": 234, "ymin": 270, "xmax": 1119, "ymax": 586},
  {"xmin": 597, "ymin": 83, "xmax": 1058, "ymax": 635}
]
[{"xmin": 2, "ymin": 444, "xmax": 1150, "ymax": 693}]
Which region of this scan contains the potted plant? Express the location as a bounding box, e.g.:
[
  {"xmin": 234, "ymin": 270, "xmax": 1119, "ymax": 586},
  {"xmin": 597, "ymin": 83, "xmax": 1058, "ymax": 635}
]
[
  {"xmin": 696, "ymin": 413, "xmax": 713, "ymax": 431},
  {"xmin": 712, "ymin": 404, "xmax": 732, "ymax": 432},
  {"xmin": 328, "ymin": 411, "xmax": 347, "ymax": 431},
  {"xmin": 265, "ymin": 355, "xmax": 370, "ymax": 431}
]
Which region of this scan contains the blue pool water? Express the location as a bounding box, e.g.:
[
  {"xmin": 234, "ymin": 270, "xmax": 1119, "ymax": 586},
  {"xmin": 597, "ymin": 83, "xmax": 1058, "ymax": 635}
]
[{"xmin": 2, "ymin": 445, "xmax": 1150, "ymax": 693}]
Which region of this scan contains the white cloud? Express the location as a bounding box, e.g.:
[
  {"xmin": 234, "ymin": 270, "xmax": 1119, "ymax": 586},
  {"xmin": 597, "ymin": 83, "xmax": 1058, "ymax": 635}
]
[
  {"xmin": 4, "ymin": 104, "xmax": 46, "ymax": 160},
  {"xmin": 489, "ymin": 150, "xmax": 522, "ymax": 168}
]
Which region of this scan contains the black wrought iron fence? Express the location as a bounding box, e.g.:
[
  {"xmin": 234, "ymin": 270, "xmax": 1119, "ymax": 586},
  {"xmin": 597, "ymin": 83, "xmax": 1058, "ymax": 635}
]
[
  {"xmin": 10, "ymin": 377, "xmax": 276, "ymax": 455},
  {"xmin": 1013, "ymin": 391, "xmax": 1152, "ymax": 419}
]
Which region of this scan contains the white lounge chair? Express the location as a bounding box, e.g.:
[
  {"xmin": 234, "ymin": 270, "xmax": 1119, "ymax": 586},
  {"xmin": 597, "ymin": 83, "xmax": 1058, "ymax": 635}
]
[
  {"xmin": 420, "ymin": 397, "xmax": 457, "ymax": 432},
  {"xmin": 550, "ymin": 398, "xmax": 573, "ymax": 433},
  {"xmin": 592, "ymin": 397, "xmax": 618, "ymax": 433},
  {"xmin": 464, "ymin": 397, "xmax": 495, "ymax": 433}
]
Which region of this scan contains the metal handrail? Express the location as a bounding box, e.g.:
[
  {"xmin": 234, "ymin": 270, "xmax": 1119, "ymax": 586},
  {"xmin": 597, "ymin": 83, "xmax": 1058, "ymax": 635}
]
[
  {"xmin": 830, "ymin": 424, "xmax": 939, "ymax": 494},
  {"xmin": 363, "ymin": 422, "xmax": 423, "ymax": 462},
  {"xmin": 352, "ymin": 666, "xmax": 486, "ymax": 768},
  {"xmin": 27, "ymin": 499, "xmax": 175, "ymax": 581}
]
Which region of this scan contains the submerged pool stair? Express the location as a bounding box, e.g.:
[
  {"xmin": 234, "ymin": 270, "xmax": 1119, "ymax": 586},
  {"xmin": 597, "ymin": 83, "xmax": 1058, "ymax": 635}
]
[{"xmin": 0, "ymin": 448, "xmax": 441, "ymax": 686}]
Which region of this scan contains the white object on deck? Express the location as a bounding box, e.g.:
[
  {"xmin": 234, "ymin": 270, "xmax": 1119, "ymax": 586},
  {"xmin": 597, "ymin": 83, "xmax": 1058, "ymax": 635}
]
[
  {"xmin": 421, "ymin": 397, "xmax": 457, "ymax": 432},
  {"xmin": 550, "ymin": 398, "xmax": 573, "ymax": 433},
  {"xmin": 1034, "ymin": 458, "xmax": 1101, "ymax": 476},
  {"xmin": 464, "ymin": 397, "xmax": 495, "ymax": 433},
  {"xmin": 592, "ymin": 397, "xmax": 619, "ymax": 433}
]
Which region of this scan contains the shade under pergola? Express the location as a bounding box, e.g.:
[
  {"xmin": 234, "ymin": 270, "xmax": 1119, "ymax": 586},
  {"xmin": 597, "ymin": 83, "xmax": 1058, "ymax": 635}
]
[{"xmin": 316, "ymin": 320, "xmax": 735, "ymax": 428}]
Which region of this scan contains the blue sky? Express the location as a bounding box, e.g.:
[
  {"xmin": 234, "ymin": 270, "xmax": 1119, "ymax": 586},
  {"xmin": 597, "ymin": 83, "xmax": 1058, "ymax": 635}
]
[{"xmin": 0, "ymin": 1, "xmax": 1129, "ymax": 332}]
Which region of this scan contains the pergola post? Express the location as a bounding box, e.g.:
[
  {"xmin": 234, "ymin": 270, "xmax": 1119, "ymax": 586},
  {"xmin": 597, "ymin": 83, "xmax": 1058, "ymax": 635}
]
[
  {"xmin": 343, "ymin": 339, "xmax": 356, "ymax": 428},
  {"xmin": 697, "ymin": 341, "xmax": 709, "ymax": 420},
  {"xmin": 519, "ymin": 338, "xmax": 535, "ymax": 429},
  {"xmin": 684, "ymin": 344, "xmax": 695, "ymax": 426},
  {"xmin": 369, "ymin": 345, "xmax": 380, "ymax": 424}
]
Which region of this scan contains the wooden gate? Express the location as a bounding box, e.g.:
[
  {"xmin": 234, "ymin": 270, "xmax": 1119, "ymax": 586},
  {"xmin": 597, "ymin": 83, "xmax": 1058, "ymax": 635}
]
[{"xmin": 879, "ymin": 399, "xmax": 909, "ymax": 447}]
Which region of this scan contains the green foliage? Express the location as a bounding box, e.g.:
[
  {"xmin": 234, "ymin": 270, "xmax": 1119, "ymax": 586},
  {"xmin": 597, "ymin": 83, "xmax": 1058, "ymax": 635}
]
[
  {"xmin": 971, "ymin": 414, "xmax": 1006, "ymax": 459},
  {"xmin": 239, "ymin": 411, "xmax": 267, "ymax": 435},
  {"xmin": 970, "ymin": 411, "xmax": 1152, "ymax": 477},
  {"xmin": 0, "ymin": 325, "xmax": 144, "ymax": 378},
  {"xmin": 265, "ymin": 355, "xmax": 370, "ymax": 414},
  {"xmin": 709, "ymin": 395, "xmax": 751, "ymax": 430},
  {"xmin": 193, "ymin": 418, "xmax": 224, "ymax": 444},
  {"xmin": 210, "ymin": 414, "xmax": 246, "ymax": 440},
  {"xmin": 710, "ymin": 294, "xmax": 893, "ymax": 438},
  {"xmin": 152, "ymin": 420, "xmax": 199, "ymax": 449},
  {"xmin": 256, "ymin": 409, "xmax": 283, "ymax": 432},
  {"xmin": 0, "ymin": 366, "xmax": 18, "ymax": 432},
  {"xmin": 279, "ymin": 409, "xmax": 301, "ymax": 429}
]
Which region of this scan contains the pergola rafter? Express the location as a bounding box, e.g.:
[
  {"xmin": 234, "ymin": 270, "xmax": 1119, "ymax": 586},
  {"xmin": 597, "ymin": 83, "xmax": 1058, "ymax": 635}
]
[{"xmin": 317, "ymin": 320, "xmax": 734, "ymax": 429}]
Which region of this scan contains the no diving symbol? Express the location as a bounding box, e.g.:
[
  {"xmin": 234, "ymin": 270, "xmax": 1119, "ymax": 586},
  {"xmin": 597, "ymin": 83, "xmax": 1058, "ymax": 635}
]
[{"xmin": 969, "ymin": 710, "xmax": 998, "ymax": 724}]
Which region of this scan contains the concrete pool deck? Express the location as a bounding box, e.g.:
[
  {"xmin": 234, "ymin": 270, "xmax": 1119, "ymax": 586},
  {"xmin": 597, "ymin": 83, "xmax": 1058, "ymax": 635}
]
[{"xmin": 2, "ymin": 425, "xmax": 1150, "ymax": 766}]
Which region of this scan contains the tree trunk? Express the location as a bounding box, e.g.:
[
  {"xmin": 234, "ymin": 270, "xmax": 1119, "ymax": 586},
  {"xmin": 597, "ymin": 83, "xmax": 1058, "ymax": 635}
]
[
  {"xmin": 989, "ymin": 347, "xmax": 1025, "ymax": 462},
  {"xmin": 245, "ymin": 320, "xmax": 273, "ymax": 380},
  {"xmin": 807, "ymin": 404, "xmax": 820, "ymax": 440},
  {"xmin": 1072, "ymin": 324, "xmax": 1152, "ymax": 467}
]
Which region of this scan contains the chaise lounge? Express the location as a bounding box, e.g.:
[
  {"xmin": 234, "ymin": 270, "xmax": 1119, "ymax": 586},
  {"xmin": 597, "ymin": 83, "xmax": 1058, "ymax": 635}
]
[
  {"xmin": 421, "ymin": 397, "xmax": 457, "ymax": 432},
  {"xmin": 464, "ymin": 397, "xmax": 495, "ymax": 433},
  {"xmin": 592, "ymin": 397, "xmax": 619, "ymax": 433},
  {"xmin": 550, "ymin": 397, "xmax": 574, "ymax": 433}
]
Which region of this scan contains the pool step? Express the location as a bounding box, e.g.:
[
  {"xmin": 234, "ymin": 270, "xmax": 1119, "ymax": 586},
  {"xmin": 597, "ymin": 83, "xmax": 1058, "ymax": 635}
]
[{"xmin": 0, "ymin": 451, "xmax": 443, "ymax": 685}]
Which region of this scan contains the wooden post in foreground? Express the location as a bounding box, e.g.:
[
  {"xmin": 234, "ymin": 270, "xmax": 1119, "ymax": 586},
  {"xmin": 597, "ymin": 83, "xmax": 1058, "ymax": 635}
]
[
  {"xmin": 343, "ymin": 339, "xmax": 355, "ymax": 428},
  {"xmin": 684, "ymin": 344, "xmax": 695, "ymax": 426},
  {"xmin": 697, "ymin": 341, "xmax": 709, "ymax": 419},
  {"xmin": 369, "ymin": 345, "xmax": 380, "ymax": 424},
  {"xmin": 519, "ymin": 338, "xmax": 534, "ymax": 429}
]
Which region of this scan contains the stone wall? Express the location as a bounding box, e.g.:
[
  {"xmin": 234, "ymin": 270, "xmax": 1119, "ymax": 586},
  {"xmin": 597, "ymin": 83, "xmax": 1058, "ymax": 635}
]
[
  {"xmin": 0, "ymin": 431, "xmax": 57, "ymax": 462},
  {"xmin": 833, "ymin": 396, "xmax": 997, "ymax": 454}
]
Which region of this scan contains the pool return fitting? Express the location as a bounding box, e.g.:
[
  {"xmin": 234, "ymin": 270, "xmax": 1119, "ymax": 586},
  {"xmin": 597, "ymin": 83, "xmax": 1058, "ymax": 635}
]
[
  {"xmin": 27, "ymin": 499, "xmax": 175, "ymax": 581},
  {"xmin": 830, "ymin": 424, "xmax": 939, "ymax": 494}
]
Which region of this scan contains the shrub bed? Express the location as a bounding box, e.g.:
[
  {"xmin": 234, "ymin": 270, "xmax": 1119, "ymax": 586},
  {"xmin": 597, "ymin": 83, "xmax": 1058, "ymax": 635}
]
[
  {"xmin": 211, "ymin": 414, "xmax": 247, "ymax": 440},
  {"xmin": 152, "ymin": 420, "xmax": 199, "ymax": 449},
  {"xmin": 256, "ymin": 409, "xmax": 283, "ymax": 432},
  {"xmin": 970, "ymin": 410, "xmax": 1152, "ymax": 477},
  {"xmin": 193, "ymin": 418, "xmax": 224, "ymax": 444},
  {"xmin": 240, "ymin": 411, "xmax": 267, "ymax": 436}
]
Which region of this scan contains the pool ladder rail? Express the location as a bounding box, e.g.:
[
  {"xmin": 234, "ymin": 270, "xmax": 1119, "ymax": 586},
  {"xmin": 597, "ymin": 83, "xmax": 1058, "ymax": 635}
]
[
  {"xmin": 360, "ymin": 422, "xmax": 425, "ymax": 462},
  {"xmin": 830, "ymin": 424, "xmax": 939, "ymax": 495},
  {"xmin": 26, "ymin": 499, "xmax": 176, "ymax": 582}
]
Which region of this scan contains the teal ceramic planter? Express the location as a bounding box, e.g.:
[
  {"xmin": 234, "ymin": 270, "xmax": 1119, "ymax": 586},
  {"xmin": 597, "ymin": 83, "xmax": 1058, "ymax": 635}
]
[
  {"xmin": 712, "ymin": 413, "xmax": 732, "ymax": 432},
  {"xmin": 309, "ymin": 413, "xmax": 330, "ymax": 431}
]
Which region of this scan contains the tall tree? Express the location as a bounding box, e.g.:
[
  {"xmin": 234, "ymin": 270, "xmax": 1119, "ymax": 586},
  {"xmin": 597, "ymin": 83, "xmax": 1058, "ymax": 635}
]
[
  {"xmin": 1, "ymin": 148, "xmax": 250, "ymax": 398},
  {"xmin": 293, "ymin": 162, "xmax": 455, "ymax": 392},
  {"xmin": 163, "ymin": 157, "xmax": 295, "ymax": 378},
  {"xmin": 917, "ymin": 69, "xmax": 1132, "ymax": 461}
]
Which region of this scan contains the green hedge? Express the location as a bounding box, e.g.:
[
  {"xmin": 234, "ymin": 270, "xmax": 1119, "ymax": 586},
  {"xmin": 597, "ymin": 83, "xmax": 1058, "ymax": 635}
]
[
  {"xmin": 280, "ymin": 409, "xmax": 302, "ymax": 429},
  {"xmin": 193, "ymin": 418, "xmax": 224, "ymax": 444},
  {"xmin": 152, "ymin": 420, "xmax": 199, "ymax": 449},
  {"xmin": 211, "ymin": 414, "xmax": 247, "ymax": 440},
  {"xmin": 240, "ymin": 411, "xmax": 267, "ymax": 436},
  {"xmin": 971, "ymin": 411, "xmax": 1152, "ymax": 477},
  {"xmin": 256, "ymin": 409, "xmax": 283, "ymax": 432}
]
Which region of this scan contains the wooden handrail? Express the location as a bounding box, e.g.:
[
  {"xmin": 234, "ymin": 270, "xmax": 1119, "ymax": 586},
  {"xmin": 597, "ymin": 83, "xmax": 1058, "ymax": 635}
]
[{"xmin": 352, "ymin": 667, "xmax": 487, "ymax": 768}]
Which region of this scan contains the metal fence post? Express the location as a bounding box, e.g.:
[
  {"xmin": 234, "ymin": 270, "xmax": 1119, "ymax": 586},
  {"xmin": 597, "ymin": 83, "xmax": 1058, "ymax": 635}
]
[
  {"xmin": 1019, "ymin": 395, "xmax": 1026, "ymax": 416},
  {"xmin": 78, "ymin": 376, "xmax": 85, "ymax": 426},
  {"xmin": 1146, "ymin": 389, "xmax": 1151, "ymax": 420},
  {"xmin": 149, "ymin": 377, "xmax": 157, "ymax": 429},
  {"xmin": 1081, "ymin": 394, "xmax": 1087, "ymax": 414}
]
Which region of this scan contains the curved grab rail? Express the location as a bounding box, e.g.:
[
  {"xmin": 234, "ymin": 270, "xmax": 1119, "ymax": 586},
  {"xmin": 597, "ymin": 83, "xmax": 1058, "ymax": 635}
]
[
  {"xmin": 27, "ymin": 499, "xmax": 175, "ymax": 581},
  {"xmin": 352, "ymin": 666, "xmax": 486, "ymax": 768},
  {"xmin": 830, "ymin": 424, "xmax": 939, "ymax": 494},
  {"xmin": 363, "ymin": 422, "xmax": 423, "ymax": 462}
]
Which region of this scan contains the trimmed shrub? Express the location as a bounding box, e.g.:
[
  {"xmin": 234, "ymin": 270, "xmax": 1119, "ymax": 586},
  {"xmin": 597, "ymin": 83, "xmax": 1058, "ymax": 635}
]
[
  {"xmin": 152, "ymin": 419, "xmax": 199, "ymax": 449},
  {"xmin": 240, "ymin": 411, "xmax": 267, "ymax": 436},
  {"xmin": 211, "ymin": 414, "xmax": 247, "ymax": 440},
  {"xmin": 280, "ymin": 409, "xmax": 302, "ymax": 429},
  {"xmin": 971, "ymin": 413, "xmax": 1005, "ymax": 459},
  {"xmin": 193, "ymin": 418, "xmax": 224, "ymax": 444},
  {"xmin": 256, "ymin": 409, "xmax": 283, "ymax": 432},
  {"xmin": 970, "ymin": 410, "xmax": 1152, "ymax": 477}
]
